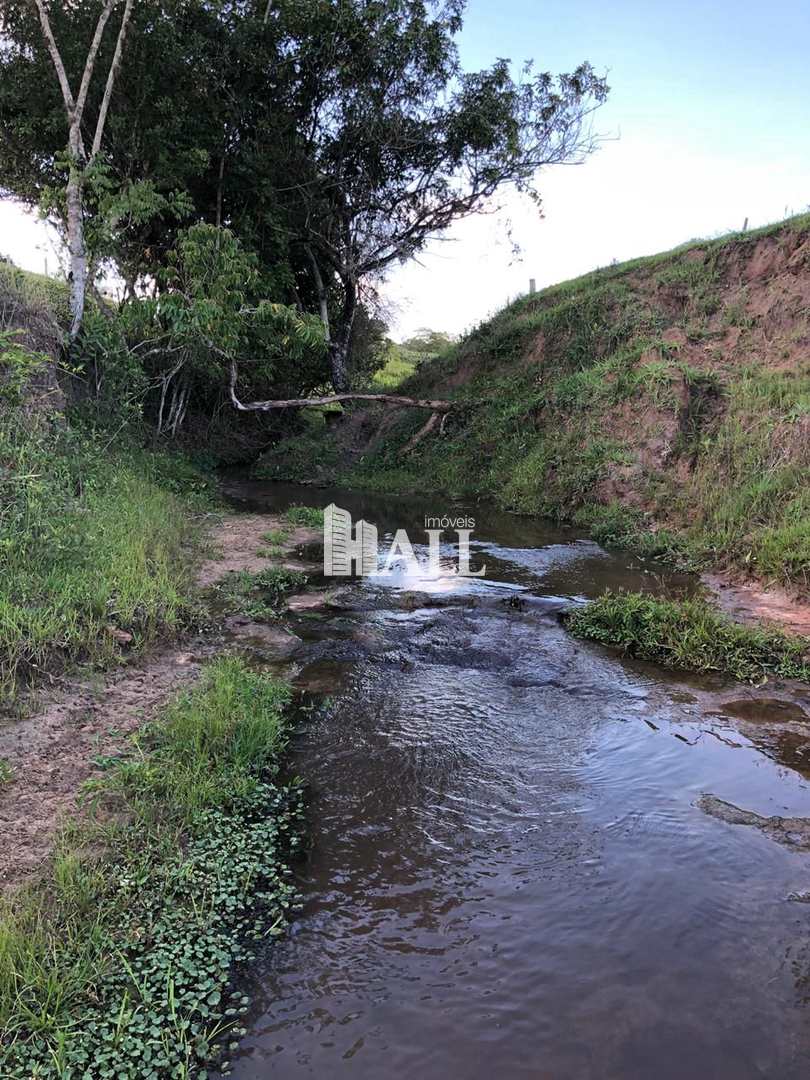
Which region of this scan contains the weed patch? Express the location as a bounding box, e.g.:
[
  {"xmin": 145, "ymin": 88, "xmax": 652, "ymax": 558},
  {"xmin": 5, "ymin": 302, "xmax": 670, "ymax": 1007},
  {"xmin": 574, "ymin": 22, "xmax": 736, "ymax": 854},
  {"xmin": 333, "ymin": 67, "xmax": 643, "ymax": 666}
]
[
  {"xmin": 282, "ymin": 505, "xmax": 324, "ymax": 528},
  {"xmin": 213, "ymin": 567, "xmax": 308, "ymax": 619},
  {"xmin": 566, "ymin": 591, "xmax": 810, "ymax": 683},
  {"xmin": 0, "ymin": 419, "xmax": 213, "ymax": 699},
  {"xmin": 0, "ymin": 657, "xmax": 304, "ymax": 1078}
]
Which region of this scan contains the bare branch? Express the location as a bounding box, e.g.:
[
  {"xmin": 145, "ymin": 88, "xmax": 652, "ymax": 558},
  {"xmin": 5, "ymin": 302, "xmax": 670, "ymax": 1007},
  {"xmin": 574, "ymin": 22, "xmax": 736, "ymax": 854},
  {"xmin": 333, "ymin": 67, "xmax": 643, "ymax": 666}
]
[
  {"xmin": 31, "ymin": 0, "xmax": 75, "ymax": 116},
  {"xmin": 403, "ymin": 411, "xmax": 440, "ymax": 453},
  {"xmin": 91, "ymin": 0, "xmax": 135, "ymax": 161},
  {"xmin": 228, "ymin": 362, "xmax": 453, "ymax": 413},
  {"xmin": 74, "ymin": 0, "xmax": 119, "ymax": 134},
  {"xmin": 305, "ymin": 244, "xmax": 331, "ymax": 341}
]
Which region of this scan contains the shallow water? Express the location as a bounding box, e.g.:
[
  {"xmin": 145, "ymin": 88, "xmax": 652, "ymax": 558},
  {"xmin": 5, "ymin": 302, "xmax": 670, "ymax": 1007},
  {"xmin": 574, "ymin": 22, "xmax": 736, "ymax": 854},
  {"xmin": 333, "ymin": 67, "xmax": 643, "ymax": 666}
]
[{"xmin": 223, "ymin": 481, "xmax": 810, "ymax": 1079}]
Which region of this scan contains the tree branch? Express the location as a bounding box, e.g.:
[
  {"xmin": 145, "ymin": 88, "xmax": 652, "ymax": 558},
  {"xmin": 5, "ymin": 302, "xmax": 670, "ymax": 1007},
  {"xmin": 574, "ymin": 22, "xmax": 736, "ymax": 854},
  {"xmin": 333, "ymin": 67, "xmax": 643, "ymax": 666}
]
[
  {"xmin": 228, "ymin": 362, "xmax": 453, "ymax": 413},
  {"xmin": 90, "ymin": 0, "xmax": 135, "ymax": 161},
  {"xmin": 403, "ymin": 410, "xmax": 440, "ymax": 453},
  {"xmin": 74, "ymin": 0, "xmax": 119, "ymax": 134},
  {"xmin": 31, "ymin": 0, "xmax": 75, "ymax": 115}
]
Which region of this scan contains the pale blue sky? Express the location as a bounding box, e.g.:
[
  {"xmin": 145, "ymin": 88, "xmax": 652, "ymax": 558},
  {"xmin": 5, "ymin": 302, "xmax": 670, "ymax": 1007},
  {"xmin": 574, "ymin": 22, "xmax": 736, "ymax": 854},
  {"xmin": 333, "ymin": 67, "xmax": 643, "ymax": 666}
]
[
  {"xmin": 462, "ymin": 0, "xmax": 809, "ymax": 149},
  {"xmin": 387, "ymin": 0, "xmax": 810, "ymax": 336}
]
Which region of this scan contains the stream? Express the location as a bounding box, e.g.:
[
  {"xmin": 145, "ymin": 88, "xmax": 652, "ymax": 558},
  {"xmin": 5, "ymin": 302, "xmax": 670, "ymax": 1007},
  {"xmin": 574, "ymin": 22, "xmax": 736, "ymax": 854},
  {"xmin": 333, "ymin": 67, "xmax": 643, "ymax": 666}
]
[{"xmin": 222, "ymin": 480, "xmax": 810, "ymax": 1079}]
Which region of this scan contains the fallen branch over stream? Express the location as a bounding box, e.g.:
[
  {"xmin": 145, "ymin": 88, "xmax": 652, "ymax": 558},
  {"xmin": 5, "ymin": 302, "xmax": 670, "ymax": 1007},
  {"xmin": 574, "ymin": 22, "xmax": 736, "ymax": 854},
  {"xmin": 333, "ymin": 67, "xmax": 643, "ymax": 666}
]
[
  {"xmin": 228, "ymin": 361, "xmax": 454, "ymax": 414},
  {"xmin": 228, "ymin": 361, "xmax": 456, "ymax": 452}
]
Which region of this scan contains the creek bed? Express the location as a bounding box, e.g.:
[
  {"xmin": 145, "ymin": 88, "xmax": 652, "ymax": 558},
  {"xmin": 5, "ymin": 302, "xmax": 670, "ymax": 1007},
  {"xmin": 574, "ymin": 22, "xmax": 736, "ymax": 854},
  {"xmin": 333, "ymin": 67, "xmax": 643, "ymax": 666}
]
[{"xmin": 222, "ymin": 480, "xmax": 810, "ymax": 1080}]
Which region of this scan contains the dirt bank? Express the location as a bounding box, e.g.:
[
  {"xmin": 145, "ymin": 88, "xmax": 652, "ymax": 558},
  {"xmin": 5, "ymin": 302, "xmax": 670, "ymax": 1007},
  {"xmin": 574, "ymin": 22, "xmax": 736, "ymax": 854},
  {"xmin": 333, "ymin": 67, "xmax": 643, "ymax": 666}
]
[
  {"xmin": 0, "ymin": 512, "xmax": 320, "ymax": 894},
  {"xmin": 704, "ymin": 572, "xmax": 810, "ymax": 638}
]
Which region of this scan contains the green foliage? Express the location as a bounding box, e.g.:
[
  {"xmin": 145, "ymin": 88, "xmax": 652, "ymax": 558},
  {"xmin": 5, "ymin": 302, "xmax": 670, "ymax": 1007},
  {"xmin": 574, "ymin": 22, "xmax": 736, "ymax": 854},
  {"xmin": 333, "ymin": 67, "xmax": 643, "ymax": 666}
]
[
  {"xmin": 0, "ymin": 417, "xmax": 208, "ymax": 698},
  {"xmin": 400, "ymin": 328, "xmax": 456, "ymax": 357},
  {"xmin": 0, "ymin": 330, "xmax": 48, "ymax": 404},
  {"xmin": 256, "ymin": 415, "xmax": 339, "ymax": 482},
  {"xmin": 108, "ymin": 656, "xmax": 291, "ymax": 825},
  {"xmin": 566, "ymin": 591, "xmax": 810, "ymax": 683},
  {"xmin": 283, "ymin": 505, "xmax": 325, "ymax": 528},
  {"xmin": 0, "ymin": 758, "xmax": 13, "ymax": 786},
  {"xmin": 0, "ymin": 658, "xmax": 303, "ymax": 1078},
  {"xmin": 371, "ymin": 343, "xmax": 419, "ymax": 389},
  {"xmin": 124, "ymin": 225, "xmax": 328, "ymax": 436},
  {"xmin": 71, "ymin": 309, "xmax": 148, "ymax": 432},
  {"xmin": 213, "ymin": 567, "xmax": 308, "ymax": 620},
  {"xmin": 572, "ymin": 502, "xmax": 704, "ymax": 568},
  {"xmin": 0, "ymin": 0, "xmax": 608, "ymax": 396}
]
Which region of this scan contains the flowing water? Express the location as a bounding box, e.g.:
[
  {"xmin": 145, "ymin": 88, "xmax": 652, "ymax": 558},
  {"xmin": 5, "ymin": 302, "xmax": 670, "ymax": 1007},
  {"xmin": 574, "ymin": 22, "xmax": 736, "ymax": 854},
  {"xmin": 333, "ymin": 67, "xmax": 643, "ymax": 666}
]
[{"xmin": 223, "ymin": 481, "xmax": 810, "ymax": 1079}]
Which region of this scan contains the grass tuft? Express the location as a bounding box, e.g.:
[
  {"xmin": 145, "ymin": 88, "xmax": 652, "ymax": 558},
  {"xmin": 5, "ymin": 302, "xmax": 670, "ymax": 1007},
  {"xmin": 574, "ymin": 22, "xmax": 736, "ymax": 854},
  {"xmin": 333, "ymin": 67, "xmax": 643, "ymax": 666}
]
[
  {"xmin": 566, "ymin": 591, "xmax": 810, "ymax": 683},
  {"xmin": 282, "ymin": 504, "xmax": 325, "ymax": 528}
]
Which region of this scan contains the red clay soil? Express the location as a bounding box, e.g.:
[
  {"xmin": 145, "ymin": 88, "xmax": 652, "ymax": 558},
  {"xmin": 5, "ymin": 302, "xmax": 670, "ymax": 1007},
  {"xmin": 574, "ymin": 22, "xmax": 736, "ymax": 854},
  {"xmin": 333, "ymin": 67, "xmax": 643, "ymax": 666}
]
[{"xmin": 704, "ymin": 573, "xmax": 810, "ymax": 639}]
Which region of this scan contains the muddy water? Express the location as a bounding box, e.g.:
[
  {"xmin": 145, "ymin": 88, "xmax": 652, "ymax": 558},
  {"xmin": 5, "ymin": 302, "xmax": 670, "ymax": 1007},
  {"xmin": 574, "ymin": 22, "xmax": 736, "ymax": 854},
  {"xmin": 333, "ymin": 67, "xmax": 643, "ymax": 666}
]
[{"xmin": 223, "ymin": 481, "xmax": 810, "ymax": 1080}]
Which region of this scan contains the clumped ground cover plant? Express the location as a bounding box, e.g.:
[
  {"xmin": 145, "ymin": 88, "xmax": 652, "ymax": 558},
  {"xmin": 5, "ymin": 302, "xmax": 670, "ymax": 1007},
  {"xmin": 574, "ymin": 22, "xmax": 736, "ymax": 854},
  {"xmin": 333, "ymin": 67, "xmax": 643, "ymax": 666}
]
[
  {"xmin": 282, "ymin": 505, "xmax": 325, "ymax": 528},
  {"xmin": 213, "ymin": 567, "xmax": 308, "ymax": 620},
  {"xmin": 0, "ymin": 657, "xmax": 304, "ymax": 1078},
  {"xmin": 566, "ymin": 591, "xmax": 810, "ymax": 684}
]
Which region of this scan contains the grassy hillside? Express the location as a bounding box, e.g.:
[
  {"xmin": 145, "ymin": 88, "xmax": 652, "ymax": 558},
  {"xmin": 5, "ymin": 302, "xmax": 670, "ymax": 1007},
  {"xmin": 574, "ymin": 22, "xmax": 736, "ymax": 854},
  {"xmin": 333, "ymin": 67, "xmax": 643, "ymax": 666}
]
[
  {"xmin": 259, "ymin": 214, "xmax": 810, "ymax": 593},
  {"xmin": 0, "ymin": 261, "xmax": 211, "ymax": 700}
]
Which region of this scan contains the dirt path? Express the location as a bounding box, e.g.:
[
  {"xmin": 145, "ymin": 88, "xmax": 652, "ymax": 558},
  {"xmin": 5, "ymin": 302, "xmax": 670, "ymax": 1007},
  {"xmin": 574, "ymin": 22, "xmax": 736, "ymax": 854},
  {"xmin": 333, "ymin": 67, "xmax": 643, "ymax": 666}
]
[
  {"xmin": 0, "ymin": 513, "xmax": 321, "ymax": 895},
  {"xmin": 703, "ymin": 572, "xmax": 810, "ymax": 638}
]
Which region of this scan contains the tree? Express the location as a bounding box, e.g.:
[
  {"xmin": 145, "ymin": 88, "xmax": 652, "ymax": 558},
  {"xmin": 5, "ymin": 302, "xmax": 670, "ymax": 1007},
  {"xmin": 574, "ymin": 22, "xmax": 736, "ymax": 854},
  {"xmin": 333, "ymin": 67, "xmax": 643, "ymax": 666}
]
[
  {"xmin": 1, "ymin": 0, "xmax": 608, "ymax": 426},
  {"xmin": 402, "ymin": 329, "xmax": 457, "ymax": 359},
  {"xmin": 26, "ymin": 0, "xmax": 135, "ymax": 340},
  {"xmin": 268, "ymin": 0, "xmax": 608, "ymax": 393},
  {"xmin": 123, "ymin": 224, "xmax": 327, "ymax": 438}
]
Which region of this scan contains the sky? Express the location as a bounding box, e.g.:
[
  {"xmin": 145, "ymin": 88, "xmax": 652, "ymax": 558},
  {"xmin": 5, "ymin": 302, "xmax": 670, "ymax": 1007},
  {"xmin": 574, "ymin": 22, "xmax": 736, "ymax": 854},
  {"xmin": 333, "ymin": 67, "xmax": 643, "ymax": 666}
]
[{"xmin": 2, "ymin": 0, "xmax": 809, "ymax": 339}]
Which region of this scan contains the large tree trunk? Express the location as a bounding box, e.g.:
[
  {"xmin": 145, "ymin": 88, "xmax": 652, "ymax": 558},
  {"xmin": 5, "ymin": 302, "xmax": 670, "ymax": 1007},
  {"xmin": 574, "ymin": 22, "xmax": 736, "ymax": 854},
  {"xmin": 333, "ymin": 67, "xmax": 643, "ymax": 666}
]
[
  {"xmin": 66, "ymin": 160, "xmax": 87, "ymax": 342},
  {"xmin": 329, "ymin": 336, "xmax": 351, "ymax": 393},
  {"xmin": 329, "ymin": 271, "xmax": 357, "ymax": 392}
]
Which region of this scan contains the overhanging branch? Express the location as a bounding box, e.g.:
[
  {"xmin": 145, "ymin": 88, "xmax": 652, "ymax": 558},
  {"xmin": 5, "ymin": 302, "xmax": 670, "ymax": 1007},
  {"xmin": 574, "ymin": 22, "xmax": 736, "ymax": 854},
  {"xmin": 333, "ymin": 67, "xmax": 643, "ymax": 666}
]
[{"xmin": 228, "ymin": 361, "xmax": 453, "ymax": 413}]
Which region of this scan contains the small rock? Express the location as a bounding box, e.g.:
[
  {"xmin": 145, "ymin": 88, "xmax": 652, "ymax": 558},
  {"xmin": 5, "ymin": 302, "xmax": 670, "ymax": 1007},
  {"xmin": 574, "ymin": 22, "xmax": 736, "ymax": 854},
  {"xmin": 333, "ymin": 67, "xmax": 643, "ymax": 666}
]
[{"xmin": 106, "ymin": 625, "xmax": 133, "ymax": 645}]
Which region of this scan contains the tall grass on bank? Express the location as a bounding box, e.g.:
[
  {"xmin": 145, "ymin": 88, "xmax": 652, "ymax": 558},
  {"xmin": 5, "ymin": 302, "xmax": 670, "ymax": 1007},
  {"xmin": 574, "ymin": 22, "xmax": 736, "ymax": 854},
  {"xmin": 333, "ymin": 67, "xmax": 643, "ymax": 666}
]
[
  {"xmin": 566, "ymin": 591, "xmax": 810, "ymax": 683},
  {"xmin": 0, "ymin": 418, "xmax": 209, "ymax": 697},
  {"xmin": 0, "ymin": 657, "xmax": 303, "ymax": 1078}
]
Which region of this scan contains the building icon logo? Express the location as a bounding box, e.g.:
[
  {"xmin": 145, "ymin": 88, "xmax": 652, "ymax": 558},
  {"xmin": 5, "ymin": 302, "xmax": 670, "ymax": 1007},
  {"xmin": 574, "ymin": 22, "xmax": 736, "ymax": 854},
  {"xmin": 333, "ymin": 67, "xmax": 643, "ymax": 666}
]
[
  {"xmin": 323, "ymin": 503, "xmax": 485, "ymax": 579},
  {"xmin": 324, "ymin": 503, "xmax": 378, "ymax": 576}
]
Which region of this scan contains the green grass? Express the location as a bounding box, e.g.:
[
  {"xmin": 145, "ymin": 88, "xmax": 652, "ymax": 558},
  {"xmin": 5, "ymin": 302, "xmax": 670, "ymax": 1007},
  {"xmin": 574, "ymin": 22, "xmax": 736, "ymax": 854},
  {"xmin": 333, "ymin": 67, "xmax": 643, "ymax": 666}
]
[
  {"xmin": 371, "ymin": 349, "xmax": 418, "ymax": 389},
  {"xmin": 0, "ymin": 419, "xmax": 212, "ymax": 699},
  {"xmin": 566, "ymin": 591, "xmax": 810, "ymax": 683},
  {"xmin": 0, "ymin": 657, "xmax": 303, "ymax": 1078},
  {"xmin": 213, "ymin": 566, "xmax": 308, "ymax": 619},
  {"xmin": 261, "ymin": 527, "xmax": 290, "ymax": 544},
  {"xmin": 282, "ymin": 504, "xmax": 324, "ymax": 528}
]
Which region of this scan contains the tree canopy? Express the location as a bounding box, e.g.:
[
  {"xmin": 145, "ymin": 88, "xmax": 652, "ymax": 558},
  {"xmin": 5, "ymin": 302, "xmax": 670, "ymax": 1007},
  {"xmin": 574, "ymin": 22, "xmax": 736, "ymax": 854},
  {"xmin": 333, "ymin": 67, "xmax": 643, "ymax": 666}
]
[{"xmin": 0, "ymin": 0, "xmax": 608, "ymax": 429}]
